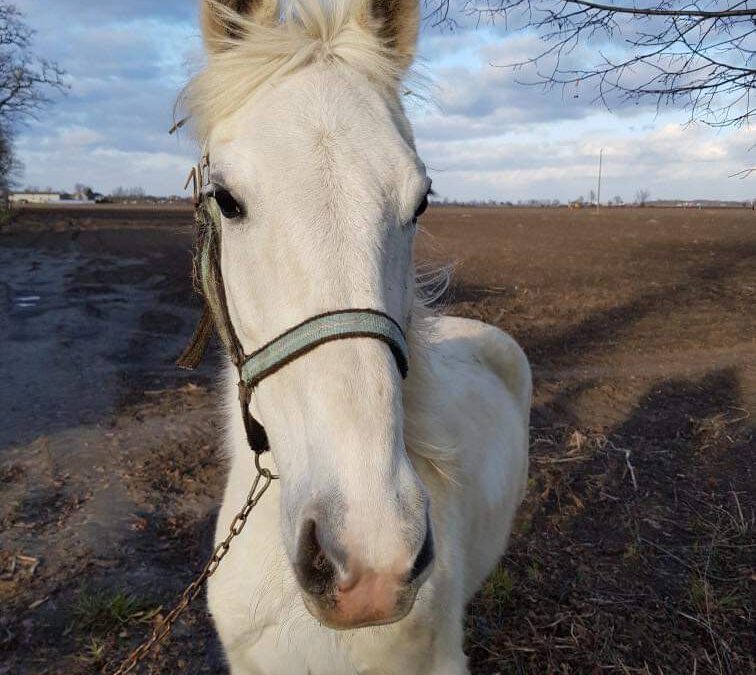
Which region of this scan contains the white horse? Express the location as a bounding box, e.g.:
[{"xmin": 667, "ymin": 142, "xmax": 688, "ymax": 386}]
[{"xmin": 184, "ymin": 1, "xmax": 531, "ymax": 673}]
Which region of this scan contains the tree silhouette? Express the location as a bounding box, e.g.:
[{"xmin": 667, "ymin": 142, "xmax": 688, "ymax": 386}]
[{"xmin": 0, "ymin": 3, "xmax": 65, "ymax": 196}]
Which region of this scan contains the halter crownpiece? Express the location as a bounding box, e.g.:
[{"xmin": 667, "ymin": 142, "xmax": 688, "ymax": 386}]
[{"xmin": 177, "ymin": 159, "xmax": 410, "ymax": 455}]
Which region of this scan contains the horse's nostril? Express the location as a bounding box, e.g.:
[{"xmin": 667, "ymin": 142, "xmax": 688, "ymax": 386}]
[
  {"xmin": 409, "ymin": 521, "xmax": 434, "ymax": 583},
  {"xmin": 296, "ymin": 518, "xmax": 336, "ymax": 597}
]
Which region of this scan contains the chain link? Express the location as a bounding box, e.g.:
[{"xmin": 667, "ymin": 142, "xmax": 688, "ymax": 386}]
[{"xmin": 108, "ymin": 461, "xmax": 276, "ymax": 675}]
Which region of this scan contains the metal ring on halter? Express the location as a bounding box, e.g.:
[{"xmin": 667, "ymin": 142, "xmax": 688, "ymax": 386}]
[
  {"xmin": 254, "ymin": 452, "xmax": 279, "ymax": 480},
  {"xmin": 199, "ymin": 182, "xmax": 218, "ymax": 201}
]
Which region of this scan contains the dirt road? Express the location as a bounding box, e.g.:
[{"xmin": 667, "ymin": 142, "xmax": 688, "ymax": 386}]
[{"xmin": 1, "ymin": 205, "xmax": 752, "ymax": 674}]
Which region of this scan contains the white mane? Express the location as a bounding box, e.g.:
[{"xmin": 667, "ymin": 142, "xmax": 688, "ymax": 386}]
[{"xmin": 183, "ymin": 0, "xmax": 402, "ymax": 142}]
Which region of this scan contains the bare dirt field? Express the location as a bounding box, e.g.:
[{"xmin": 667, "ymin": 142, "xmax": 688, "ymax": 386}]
[{"xmin": 1, "ymin": 205, "xmax": 753, "ymax": 674}]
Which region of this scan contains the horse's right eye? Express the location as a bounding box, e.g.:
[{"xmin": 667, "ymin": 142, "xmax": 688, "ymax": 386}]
[{"xmin": 214, "ymin": 188, "xmax": 245, "ymax": 219}]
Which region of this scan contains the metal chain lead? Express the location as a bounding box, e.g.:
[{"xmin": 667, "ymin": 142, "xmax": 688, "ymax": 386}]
[{"xmin": 109, "ymin": 459, "xmax": 276, "ymax": 675}]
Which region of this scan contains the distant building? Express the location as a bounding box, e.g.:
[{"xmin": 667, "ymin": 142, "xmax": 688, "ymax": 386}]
[
  {"xmin": 9, "ymin": 191, "xmax": 65, "ymax": 204},
  {"xmin": 9, "ymin": 190, "xmax": 107, "ymax": 205}
]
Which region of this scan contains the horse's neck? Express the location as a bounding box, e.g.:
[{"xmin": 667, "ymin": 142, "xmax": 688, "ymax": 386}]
[{"xmin": 403, "ymin": 309, "xmax": 457, "ymax": 466}]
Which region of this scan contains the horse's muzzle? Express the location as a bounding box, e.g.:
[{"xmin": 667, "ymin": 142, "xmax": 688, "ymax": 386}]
[{"xmin": 293, "ymin": 514, "xmax": 434, "ymax": 629}]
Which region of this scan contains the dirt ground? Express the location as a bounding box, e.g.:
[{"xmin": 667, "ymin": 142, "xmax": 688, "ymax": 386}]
[{"xmin": 0, "ymin": 205, "xmax": 753, "ymax": 674}]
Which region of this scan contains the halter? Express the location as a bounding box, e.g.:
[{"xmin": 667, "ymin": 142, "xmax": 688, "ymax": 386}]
[{"xmin": 176, "ymin": 157, "xmax": 410, "ymax": 454}]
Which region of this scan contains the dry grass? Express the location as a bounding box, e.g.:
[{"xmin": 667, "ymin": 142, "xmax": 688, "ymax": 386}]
[{"xmin": 464, "ymin": 425, "xmax": 753, "ymax": 675}]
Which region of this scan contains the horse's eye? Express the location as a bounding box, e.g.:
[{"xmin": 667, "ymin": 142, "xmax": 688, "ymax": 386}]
[
  {"xmin": 213, "ymin": 188, "xmax": 244, "ymax": 219},
  {"xmin": 412, "ymin": 194, "xmax": 429, "ymax": 223}
]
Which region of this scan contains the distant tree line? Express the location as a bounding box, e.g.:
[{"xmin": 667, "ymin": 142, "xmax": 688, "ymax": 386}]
[
  {"xmin": 432, "ymin": 197, "xmax": 564, "ymax": 207},
  {"xmin": 430, "ymin": 190, "xmax": 656, "ymax": 207},
  {"xmin": 111, "ymin": 186, "xmax": 146, "ymax": 198}
]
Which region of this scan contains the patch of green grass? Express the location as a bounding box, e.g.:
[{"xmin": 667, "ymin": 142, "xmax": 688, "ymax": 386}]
[
  {"xmin": 526, "ymin": 563, "xmax": 543, "ymax": 583},
  {"xmin": 78, "ymin": 637, "xmax": 107, "ymax": 666},
  {"xmin": 72, "ymin": 590, "xmax": 160, "ymax": 636},
  {"xmin": 690, "ymin": 577, "xmax": 710, "ymax": 610},
  {"xmin": 717, "ymin": 590, "xmax": 746, "ymax": 610},
  {"xmin": 0, "ymin": 207, "xmax": 14, "ymax": 231},
  {"xmin": 623, "ymin": 541, "xmax": 640, "ymax": 562},
  {"xmin": 515, "ymin": 515, "xmax": 532, "ymax": 535},
  {"xmin": 484, "ymin": 564, "xmax": 515, "ymax": 604},
  {"xmin": 689, "ymin": 576, "xmax": 747, "ymax": 613}
]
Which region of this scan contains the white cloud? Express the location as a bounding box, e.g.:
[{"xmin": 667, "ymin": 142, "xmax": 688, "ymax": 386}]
[
  {"xmin": 420, "ymin": 119, "xmax": 756, "ymax": 202},
  {"xmin": 18, "ymin": 143, "xmax": 195, "ymax": 196},
  {"xmin": 39, "ymin": 125, "xmax": 105, "ymax": 149}
]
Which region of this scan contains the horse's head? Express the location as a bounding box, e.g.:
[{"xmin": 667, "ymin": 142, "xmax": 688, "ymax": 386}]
[{"xmin": 190, "ymin": 0, "xmax": 432, "ymax": 629}]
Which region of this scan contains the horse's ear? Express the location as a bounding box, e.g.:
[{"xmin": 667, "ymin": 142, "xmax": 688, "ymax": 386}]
[
  {"xmin": 201, "ymin": 0, "xmax": 279, "ymax": 50},
  {"xmin": 357, "ymin": 0, "xmax": 420, "ymax": 71}
]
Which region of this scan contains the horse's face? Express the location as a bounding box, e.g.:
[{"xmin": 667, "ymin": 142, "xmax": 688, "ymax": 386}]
[{"xmin": 201, "ymin": 0, "xmax": 431, "ymax": 629}]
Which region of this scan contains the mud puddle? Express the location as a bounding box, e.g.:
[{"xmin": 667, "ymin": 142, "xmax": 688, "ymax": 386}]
[{"xmin": 0, "ymin": 225, "xmax": 215, "ymax": 451}]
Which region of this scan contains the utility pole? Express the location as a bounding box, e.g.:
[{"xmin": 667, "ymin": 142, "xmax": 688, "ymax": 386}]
[{"xmin": 596, "ymin": 147, "xmax": 603, "ymax": 213}]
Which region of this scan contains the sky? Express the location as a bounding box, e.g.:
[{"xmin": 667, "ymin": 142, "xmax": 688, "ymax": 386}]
[{"xmin": 12, "ymin": 0, "xmax": 756, "ymax": 202}]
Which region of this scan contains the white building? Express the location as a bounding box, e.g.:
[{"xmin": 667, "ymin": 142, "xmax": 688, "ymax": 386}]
[{"xmin": 9, "ymin": 192, "xmax": 65, "ymax": 204}]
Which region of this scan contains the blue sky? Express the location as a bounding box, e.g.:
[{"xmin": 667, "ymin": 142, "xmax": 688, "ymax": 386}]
[{"xmin": 13, "ymin": 0, "xmax": 756, "ymax": 202}]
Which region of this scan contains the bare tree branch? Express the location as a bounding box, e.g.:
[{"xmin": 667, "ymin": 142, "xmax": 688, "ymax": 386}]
[
  {"xmin": 555, "ymin": 1, "xmax": 756, "ymax": 18},
  {"xmin": 0, "ymin": 2, "xmax": 66, "ymax": 195},
  {"xmin": 431, "ymin": 0, "xmax": 756, "ymax": 128},
  {"xmin": 0, "ymin": 4, "xmax": 66, "ymax": 124}
]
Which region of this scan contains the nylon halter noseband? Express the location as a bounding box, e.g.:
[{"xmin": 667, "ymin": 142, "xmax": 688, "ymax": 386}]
[{"xmin": 176, "ymin": 157, "xmax": 410, "ymax": 455}]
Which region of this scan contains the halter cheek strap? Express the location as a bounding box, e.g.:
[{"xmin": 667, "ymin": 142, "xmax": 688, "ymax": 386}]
[{"xmin": 177, "ymin": 178, "xmax": 410, "ymax": 455}]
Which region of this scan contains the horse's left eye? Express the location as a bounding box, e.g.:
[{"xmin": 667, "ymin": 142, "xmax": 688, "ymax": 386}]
[
  {"xmin": 412, "ymin": 194, "xmax": 429, "ymax": 223},
  {"xmin": 214, "ymin": 188, "xmax": 244, "ymax": 219}
]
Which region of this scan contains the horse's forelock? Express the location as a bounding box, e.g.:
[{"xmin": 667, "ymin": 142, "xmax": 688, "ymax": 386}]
[{"xmin": 182, "ymin": 0, "xmax": 404, "ymax": 143}]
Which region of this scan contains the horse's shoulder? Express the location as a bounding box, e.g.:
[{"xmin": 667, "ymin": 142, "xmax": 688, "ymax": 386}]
[{"xmin": 426, "ymin": 315, "xmax": 531, "ymax": 413}]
